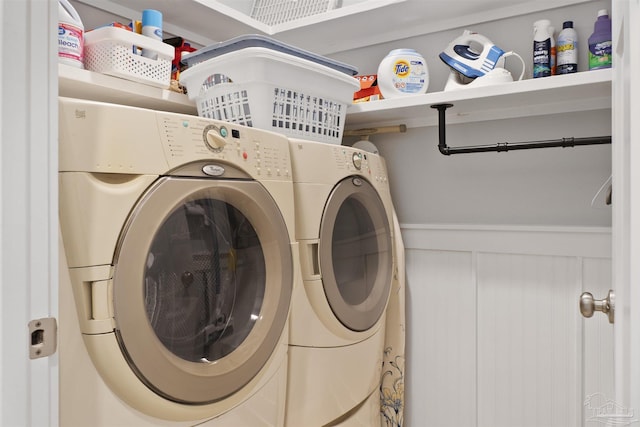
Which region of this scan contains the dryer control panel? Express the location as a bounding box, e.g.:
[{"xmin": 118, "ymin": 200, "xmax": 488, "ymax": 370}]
[
  {"xmin": 331, "ymin": 145, "xmax": 390, "ymax": 187},
  {"xmin": 289, "ymin": 138, "xmax": 389, "ymax": 187}
]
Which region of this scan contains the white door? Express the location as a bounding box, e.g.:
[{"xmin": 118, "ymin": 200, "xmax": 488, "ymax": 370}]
[
  {"xmin": 597, "ymin": 0, "xmax": 640, "ymax": 425},
  {"xmin": 582, "ymin": 0, "xmax": 640, "ymax": 424},
  {"xmin": 614, "ymin": 0, "xmax": 640, "ymax": 419}
]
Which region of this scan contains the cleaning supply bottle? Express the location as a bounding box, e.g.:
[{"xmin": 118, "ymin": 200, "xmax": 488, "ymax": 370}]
[
  {"xmin": 588, "ymin": 9, "xmax": 612, "ymax": 70},
  {"xmin": 377, "ymin": 49, "xmax": 429, "ymax": 98},
  {"xmin": 141, "ymin": 9, "xmax": 163, "ymax": 59},
  {"xmin": 557, "ymin": 21, "xmax": 578, "ymax": 74},
  {"xmin": 533, "ymin": 19, "xmax": 555, "ymax": 78},
  {"xmin": 58, "ymin": 0, "xmax": 84, "ymax": 68}
]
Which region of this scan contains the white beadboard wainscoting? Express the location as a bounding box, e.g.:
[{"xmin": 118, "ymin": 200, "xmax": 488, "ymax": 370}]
[{"xmin": 402, "ymin": 224, "xmax": 613, "ymax": 427}]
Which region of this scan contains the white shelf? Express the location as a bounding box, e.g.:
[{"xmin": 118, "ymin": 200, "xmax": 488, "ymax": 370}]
[
  {"xmin": 59, "ymin": 62, "xmax": 611, "ymax": 133},
  {"xmin": 58, "ymin": 64, "xmax": 197, "ymax": 115},
  {"xmin": 345, "ymin": 69, "xmax": 612, "ymax": 130},
  {"xmin": 73, "ymin": 0, "xmax": 593, "ymax": 55}
]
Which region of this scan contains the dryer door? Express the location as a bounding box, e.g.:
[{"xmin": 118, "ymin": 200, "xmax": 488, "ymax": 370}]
[
  {"xmin": 319, "ymin": 176, "xmax": 392, "ymax": 332},
  {"xmin": 111, "ymin": 177, "xmax": 292, "ymax": 404}
]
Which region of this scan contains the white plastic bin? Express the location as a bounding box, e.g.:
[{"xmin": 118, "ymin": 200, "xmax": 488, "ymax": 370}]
[{"xmin": 84, "ymin": 26, "xmax": 174, "ymax": 88}]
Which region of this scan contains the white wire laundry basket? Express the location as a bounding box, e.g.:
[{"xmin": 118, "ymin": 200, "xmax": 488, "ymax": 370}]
[{"xmin": 250, "ymin": 0, "xmax": 339, "ymax": 26}]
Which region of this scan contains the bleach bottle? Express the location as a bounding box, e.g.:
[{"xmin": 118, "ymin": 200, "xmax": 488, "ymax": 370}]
[
  {"xmin": 58, "ymin": 0, "xmax": 84, "ymax": 68},
  {"xmin": 533, "ymin": 19, "xmax": 555, "ymax": 78},
  {"xmin": 588, "ymin": 9, "xmax": 612, "ymax": 70}
]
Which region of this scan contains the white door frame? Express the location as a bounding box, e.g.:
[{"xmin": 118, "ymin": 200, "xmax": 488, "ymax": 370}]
[{"xmin": 0, "ymin": 1, "xmax": 58, "ymax": 425}]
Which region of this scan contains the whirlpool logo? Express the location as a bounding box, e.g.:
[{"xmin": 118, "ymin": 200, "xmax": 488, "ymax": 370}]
[{"xmin": 202, "ymin": 164, "xmax": 225, "ymax": 177}]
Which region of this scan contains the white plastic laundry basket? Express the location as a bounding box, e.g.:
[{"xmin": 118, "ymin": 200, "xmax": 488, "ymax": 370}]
[{"xmin": 179, "ymin": 47, "xmax": 359, "ymax": 144}]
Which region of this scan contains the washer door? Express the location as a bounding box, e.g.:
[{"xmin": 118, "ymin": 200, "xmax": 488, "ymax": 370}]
[
  {"xmin": 112, "ymin": 177, "xmax": 292, "ymax": 404},
  {"xmin": 319, "ymin": 176, "xmax": 392, "ymax": 332}
]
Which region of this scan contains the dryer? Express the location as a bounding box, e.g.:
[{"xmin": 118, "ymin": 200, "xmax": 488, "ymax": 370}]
[
  {"xmin": 286, "ymin": 139, "xmax": 396, "ymax": 426},
  {"xmin": 58, "ymin": 97, "xmax": 298, "ymax": 426}
]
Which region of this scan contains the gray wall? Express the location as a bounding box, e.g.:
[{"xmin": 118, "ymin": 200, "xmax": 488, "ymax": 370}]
[
  {"xmin": 357, "ymin": 111, "xmax": 611, "ymax": 226},
  {"xmin": 336, "ymin": 1, "xmax": 612, "ymax": 227}
]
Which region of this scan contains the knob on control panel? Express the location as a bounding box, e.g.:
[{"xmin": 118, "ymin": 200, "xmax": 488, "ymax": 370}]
[
  {"xmin": 352, "ymin": 152, "xmax": 363, "ymax": 170},
  {"xmin": 203, "ymin": 125, "xmax": 227, "ymax": 152}
]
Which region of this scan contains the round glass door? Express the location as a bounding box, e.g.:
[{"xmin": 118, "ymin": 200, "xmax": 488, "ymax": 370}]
[
  {"xmin": 319, "ymin": 176, "xmax": 392, "ymax": 332},
  {"xmin": 111, "ymin": 177, "xmax": 292, "ymax": 404},
  {"xmin": 144, "ymin": 198, "xmax": 263, "ymax": 364}
]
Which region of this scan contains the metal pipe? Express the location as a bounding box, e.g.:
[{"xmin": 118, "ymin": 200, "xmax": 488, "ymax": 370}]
[
  {"xmin": 430, "ymin": 103, "xmax": 612, "ymax": 155},
  {"xmin": 433, "ymin": 103, "xmax": 454, "ymax": 155}
]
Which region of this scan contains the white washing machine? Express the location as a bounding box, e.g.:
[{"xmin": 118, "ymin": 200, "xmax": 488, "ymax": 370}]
[
  {"xmin": 285, "ymin": 139, "xmax": 396, "ymax": 426},
  {"xmin": 58, "ymin": 97, "xmax": 299, "ymax": 426}
]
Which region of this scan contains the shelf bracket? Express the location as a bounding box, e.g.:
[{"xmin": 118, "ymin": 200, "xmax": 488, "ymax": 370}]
[{"xmin": 430, "ymin": 103, "xmax": 611, "ymax": 156}]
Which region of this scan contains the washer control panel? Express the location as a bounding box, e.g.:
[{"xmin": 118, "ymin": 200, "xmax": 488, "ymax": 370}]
[{"xmin": 157, "ymin": 113, "xmax": 292, "ymax": 179}]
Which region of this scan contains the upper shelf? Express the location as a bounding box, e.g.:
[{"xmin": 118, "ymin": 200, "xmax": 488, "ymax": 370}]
[
  {"xmin": 58, "ymin": 64, "xmax": 197, "ymax": 115},
  {"xmin": 72, "ymin": 0, "xmax": 593, "ymax": 55},
  {"xmin": 345, "ymin": 68, "xmax": 612, "ymax": 130}
]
